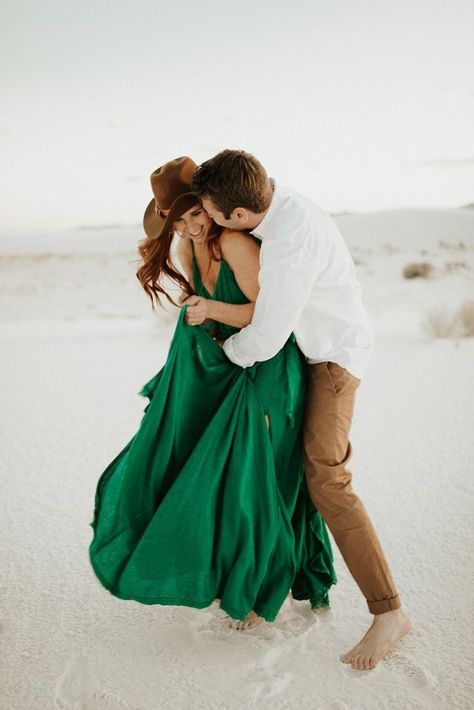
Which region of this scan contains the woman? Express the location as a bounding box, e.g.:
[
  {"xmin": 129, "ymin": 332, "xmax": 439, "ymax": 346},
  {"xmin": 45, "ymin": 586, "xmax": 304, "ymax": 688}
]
[{"xmin": 88, "ymin": 157, "xmax": 336, "ymax": 630}]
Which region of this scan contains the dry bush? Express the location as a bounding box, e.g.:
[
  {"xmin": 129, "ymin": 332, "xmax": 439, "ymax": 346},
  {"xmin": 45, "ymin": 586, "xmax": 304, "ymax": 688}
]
[
  {"xmin": 403, "ymin": 262, "xmax": 434, "ymax": 279},
  {"xmin": 439, "ymin": 240, "xmax": 467, "ymax": 251},
  {"xmin": 423, "ymin": 300, "xmax": 474, "ymax": 338},
  {"xmin": 459, "ymin": 300, "xmax": 474, "ymax": 336},
  {"xmin": 445, "ymin": 261, "xmax": 468, "ymax": 273},
  {"xmin": 383, "ymin": 243, "xmax": 400, "ymax": 255},
  {"xmin": 423, "ymin": 308, "xmax": 457, "ymax": 337}
]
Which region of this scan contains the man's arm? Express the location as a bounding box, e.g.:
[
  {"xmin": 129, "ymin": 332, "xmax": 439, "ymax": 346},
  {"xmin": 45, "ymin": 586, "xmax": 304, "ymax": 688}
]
[{"xmin": 223, "ymin": 233, "xmax": 320, "ymax": 367}]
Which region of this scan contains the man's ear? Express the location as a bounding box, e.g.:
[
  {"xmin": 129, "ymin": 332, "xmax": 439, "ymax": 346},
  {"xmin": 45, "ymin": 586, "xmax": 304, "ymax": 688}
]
[{"xmin": 233, "ymin": 208, "xmax": 249, "ymax": 223}]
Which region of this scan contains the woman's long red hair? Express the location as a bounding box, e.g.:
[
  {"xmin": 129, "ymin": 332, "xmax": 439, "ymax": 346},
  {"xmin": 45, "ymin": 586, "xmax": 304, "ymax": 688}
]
[{"xmin": 136, "ymin": 219, "xmax": 223, "ymax": 309}]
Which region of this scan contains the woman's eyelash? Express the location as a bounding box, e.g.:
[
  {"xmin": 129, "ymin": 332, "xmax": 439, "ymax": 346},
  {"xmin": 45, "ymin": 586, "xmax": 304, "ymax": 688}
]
[{"xmin": 176, "ymin": 209, "xmax": 201, "ymax": 225}]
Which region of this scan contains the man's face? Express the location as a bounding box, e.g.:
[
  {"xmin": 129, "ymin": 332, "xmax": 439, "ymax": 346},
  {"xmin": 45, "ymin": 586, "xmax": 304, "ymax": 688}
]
[{"xmin": 201, "ymin": 196, "xmax": 245, "ymax": 231}]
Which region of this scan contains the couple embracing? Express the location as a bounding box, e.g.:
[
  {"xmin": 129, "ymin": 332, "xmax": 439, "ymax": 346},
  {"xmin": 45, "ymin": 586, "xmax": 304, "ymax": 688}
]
[{"xmin": 89, "ymin": 150, "xmax": 411, "ymax": 670}]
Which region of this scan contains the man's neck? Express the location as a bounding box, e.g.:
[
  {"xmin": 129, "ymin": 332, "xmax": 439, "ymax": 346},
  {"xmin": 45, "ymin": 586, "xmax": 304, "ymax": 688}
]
[
  {"xmin": 247, "ymin": 179, "xmax": 275, "ymax": 230},
  {"xmin": 247, "ymin": 212, "xmax": 267, "ymax": 230}
]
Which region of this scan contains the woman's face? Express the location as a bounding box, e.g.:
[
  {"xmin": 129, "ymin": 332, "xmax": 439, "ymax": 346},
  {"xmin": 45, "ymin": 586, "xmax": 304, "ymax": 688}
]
[{"xmin": 173, "ymin": 204, "xmax": 212, "ymax": 245}]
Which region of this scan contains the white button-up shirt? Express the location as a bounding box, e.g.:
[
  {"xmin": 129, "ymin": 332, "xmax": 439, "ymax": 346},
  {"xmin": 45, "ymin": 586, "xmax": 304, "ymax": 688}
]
[{"xmin": 222, "ymin": 180, "xmax": 375, "ymax": 380}]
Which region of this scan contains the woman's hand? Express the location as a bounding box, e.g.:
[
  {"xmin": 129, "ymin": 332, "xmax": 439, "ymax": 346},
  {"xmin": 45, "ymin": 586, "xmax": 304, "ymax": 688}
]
[{"xmin": 183, "ymin": 295, "xmax": 212, "ymax": 326}]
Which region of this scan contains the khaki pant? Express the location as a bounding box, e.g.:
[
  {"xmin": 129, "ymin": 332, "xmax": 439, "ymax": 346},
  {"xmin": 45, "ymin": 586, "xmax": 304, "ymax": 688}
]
[{"xmin": 303, "ymin": 361, "xmax": 401, "ymax": 615}]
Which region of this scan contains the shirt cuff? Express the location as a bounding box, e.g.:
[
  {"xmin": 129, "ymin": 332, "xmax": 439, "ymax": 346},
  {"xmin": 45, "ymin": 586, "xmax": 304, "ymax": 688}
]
[{"xmin": 222, "ymin": 334, "xmax": 253, "ymax": 368}]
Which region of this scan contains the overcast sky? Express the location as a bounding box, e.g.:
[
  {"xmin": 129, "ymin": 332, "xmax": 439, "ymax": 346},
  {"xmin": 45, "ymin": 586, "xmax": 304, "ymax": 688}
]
[{"xmin": 1, "ymin": 0, "xmax": 473, "ymax": 233}]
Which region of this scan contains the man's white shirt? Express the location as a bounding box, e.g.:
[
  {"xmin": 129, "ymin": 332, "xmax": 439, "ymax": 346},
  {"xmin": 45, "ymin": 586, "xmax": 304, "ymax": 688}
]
[{"xmin": 222, "ymin": 180, "xmax": 375, "ymax": 380}]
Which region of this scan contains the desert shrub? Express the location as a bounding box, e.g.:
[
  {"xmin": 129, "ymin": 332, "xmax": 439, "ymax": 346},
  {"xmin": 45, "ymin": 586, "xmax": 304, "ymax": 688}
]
[
  {"xmin": 383, "ymin": 244, "xmax": 400, "ymax": 255},
  {"xmin": 459, "ymin": 300, "xmax": 474, "ymax": 336},
  {"xmin": 422, "ymin": 308, "xmax": 457, "ymax": 337},
  {"xmin": 422, "ymin": 300, "xmax": 474, "ymax": 338},
  {"xmin": 445, "ymin": 261, "xmax": 468, "ymax": 273},
  {"xmin": 403, "ymin": 262, "xmax": 434, "ymax": 279},
  {"xmin": 439, "ymin": 240, "xmax": 467, "ymax": 251}
]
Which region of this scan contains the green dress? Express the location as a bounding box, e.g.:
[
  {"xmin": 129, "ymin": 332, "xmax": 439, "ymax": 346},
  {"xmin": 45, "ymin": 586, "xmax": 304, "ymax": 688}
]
[{"xmin": 88, "ymin": 244, "xmax": 337, "ymax": 622}]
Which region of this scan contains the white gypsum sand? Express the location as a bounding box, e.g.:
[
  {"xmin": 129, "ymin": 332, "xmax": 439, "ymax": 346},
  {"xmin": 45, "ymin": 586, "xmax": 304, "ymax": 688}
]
[{"xmin": 1, "ymin": 208, "xmax": 473, "ymax": 709}]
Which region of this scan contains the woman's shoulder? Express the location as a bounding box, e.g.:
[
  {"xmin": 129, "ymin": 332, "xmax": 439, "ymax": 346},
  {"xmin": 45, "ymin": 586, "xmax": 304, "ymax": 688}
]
[
  {"xmin": 176, "ymin": 236, "xmax": 193, "ymax": 258},
  {"xmin": 175, "ymin": 237, "xmax": 194, "ymax": 282},
  {"xmin": 176, "ymin": 237, "xmax": 195, "ymax": 272},
  {"xmin": 219, "ymin": 229, "xmax": 260, "ymax": 262}
]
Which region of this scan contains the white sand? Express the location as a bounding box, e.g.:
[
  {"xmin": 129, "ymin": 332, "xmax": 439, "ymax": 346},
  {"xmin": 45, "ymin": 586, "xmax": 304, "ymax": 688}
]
[{"xmin": 1, "ymin": 209, "xmax": 474, "ymax": 709}]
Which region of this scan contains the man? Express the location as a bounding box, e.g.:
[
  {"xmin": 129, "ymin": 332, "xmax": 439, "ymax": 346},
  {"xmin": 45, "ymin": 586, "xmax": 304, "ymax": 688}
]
[{"xmin": 189, "ymin": 149, "xmax": 412, "ymax": 671}]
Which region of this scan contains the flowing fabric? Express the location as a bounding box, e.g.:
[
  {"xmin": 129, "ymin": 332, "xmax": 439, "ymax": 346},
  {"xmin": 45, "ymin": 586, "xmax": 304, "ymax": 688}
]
[{"xmin": 89, "ymin": 245, "xmax": 337, "ymax": 622}]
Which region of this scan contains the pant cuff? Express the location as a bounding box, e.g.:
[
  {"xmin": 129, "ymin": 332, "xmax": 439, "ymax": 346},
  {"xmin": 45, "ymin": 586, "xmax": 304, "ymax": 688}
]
[{"xmin": 367, "ymin": 595, "xmax": 401, "ymax": 615}]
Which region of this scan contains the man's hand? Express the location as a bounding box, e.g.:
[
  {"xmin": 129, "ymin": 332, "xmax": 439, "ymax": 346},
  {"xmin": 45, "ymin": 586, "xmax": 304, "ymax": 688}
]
[{"xmin": 183, "ymin": 295, "xmax": 211, "ymax": 326}]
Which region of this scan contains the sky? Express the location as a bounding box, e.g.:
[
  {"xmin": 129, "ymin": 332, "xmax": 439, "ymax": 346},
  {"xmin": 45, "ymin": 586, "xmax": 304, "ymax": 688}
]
[{"xmin": 1, "ymin": 0, "xmax": 473, "ymax": 233}]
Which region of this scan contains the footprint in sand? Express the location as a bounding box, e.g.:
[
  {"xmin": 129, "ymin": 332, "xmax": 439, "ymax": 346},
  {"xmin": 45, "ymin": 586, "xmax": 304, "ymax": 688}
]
[
  {"xmin": 247, "ymin": 668, "xmax": 293, "ymax": 702},
  {"xmin": 377, "ymin": 653, "xmax": 429, "ymax": 690},
  {"xmin": 339, "ymin": 652, "xmax": 429, "ymax": 691},
  {"xmin": 53, "ymin": 648, "xmax": 135, "ymax": 709}
]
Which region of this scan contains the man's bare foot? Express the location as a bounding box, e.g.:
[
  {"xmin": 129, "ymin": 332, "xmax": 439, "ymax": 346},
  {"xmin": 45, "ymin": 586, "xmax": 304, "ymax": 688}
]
[
  {"xmin": 227, "ymin": 610, "xmax": 267, "ymax": 631},
  {"xmin": 340, "ymin": 607, "xmax": 412, "ymax": 670}
]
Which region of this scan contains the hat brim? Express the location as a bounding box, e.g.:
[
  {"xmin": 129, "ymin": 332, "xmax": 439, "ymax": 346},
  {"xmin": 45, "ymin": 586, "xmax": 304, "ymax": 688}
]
[{"xmin": 143, "ymin": 192, "xmax": 200, "ymax": 239}]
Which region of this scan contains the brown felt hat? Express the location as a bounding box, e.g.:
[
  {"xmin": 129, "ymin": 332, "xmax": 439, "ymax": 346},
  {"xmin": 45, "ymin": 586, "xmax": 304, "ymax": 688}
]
[{"xmin": 143, "ymin": 156, "xmax": 200, "ymax": 239}]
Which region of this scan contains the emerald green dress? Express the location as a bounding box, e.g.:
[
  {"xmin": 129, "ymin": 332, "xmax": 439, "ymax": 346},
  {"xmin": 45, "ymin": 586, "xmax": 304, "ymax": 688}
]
[{"xmin": 88, "ymin": 243, "xmax": 337, "ymax": 622}]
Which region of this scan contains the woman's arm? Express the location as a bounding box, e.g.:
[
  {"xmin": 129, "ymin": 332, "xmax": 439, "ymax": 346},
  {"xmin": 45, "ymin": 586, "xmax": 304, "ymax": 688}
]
[
  {"xmin": 184, "ymin": 230, "xmax": 260, "ymax": 328},
  {"xmin": 206, "ymin": 300, "xmax": 255, "ymax": 328},
  {"xmin": 184, "ymin": 295, "xmax": 254, "ymax": 328}
]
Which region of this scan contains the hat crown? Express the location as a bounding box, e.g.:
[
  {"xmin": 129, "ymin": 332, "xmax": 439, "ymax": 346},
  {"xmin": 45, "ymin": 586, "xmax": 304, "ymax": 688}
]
[
  {"xmin": 143, "ymin": 156, "xmax": 199, "ymax": 239},
  {"xmin": 150, "ymin": 156, "xmax": 197, "ymax": 210}
]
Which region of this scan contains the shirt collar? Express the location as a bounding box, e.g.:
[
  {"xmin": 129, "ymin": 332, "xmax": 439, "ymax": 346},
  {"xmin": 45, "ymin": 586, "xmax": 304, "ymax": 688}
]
[{"xmin": 249, "ymin": 178, "xmax": 280, "ymax": 240}]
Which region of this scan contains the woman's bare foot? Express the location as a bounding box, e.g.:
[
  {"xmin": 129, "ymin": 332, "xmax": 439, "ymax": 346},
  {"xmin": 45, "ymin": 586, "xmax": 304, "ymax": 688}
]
[
  {"xmin": 340, "ymin": 607, "xmax": 412, "ymax": 670},
  {"xmin": 226, "ymin": 610, "xmax": 267, "ymax": 630}
]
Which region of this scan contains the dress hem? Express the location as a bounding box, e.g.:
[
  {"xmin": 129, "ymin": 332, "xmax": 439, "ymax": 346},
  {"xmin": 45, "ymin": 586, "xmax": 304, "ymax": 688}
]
[{"xmin": 91, "ymin": 569, "xmax": 334, "ymax": 625}]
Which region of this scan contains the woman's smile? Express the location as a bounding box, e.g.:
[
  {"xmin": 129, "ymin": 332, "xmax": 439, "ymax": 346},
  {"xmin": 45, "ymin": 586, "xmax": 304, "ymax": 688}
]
[{"xmin": 173, "ymin": 206, "xmax": 211, "ymax": 243}]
